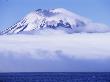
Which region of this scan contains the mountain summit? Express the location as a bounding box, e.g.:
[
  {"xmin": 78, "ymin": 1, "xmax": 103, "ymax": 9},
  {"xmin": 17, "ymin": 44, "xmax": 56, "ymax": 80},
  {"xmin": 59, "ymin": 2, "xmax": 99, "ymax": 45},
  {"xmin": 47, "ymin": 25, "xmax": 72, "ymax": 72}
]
[{"xmin": 0, "ymin": 8, "xmax": 110, "ymax": 35}]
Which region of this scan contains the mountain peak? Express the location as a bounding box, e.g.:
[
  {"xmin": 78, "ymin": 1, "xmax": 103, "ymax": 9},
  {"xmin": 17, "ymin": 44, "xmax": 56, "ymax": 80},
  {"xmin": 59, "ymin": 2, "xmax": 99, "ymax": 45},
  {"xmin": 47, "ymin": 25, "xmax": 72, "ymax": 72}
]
[{"xmin": 0, "ymin": 8, "xmax": 110, "ymax": 35}]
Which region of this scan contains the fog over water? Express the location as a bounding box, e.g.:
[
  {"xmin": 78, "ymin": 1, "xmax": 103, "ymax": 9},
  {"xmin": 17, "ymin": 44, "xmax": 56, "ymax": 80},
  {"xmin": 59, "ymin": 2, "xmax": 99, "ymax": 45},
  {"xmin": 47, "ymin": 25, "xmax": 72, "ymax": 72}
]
[{"xmin": 0, "ymin": 31, "xmax": 110, "ymax": 72}]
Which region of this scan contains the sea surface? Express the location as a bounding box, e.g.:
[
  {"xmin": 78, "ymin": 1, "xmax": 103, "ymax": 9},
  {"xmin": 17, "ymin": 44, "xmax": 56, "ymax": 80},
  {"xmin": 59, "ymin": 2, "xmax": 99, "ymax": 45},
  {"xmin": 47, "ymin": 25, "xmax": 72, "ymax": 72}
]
[{"xmin": 0, "ymin": 72, "xmax": 110, "ymax": 82}]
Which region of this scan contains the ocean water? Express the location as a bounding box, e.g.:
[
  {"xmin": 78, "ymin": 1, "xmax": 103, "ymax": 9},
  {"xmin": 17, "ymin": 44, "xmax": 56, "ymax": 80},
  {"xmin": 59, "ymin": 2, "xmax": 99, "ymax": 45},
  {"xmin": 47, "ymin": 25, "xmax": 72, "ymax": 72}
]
[{"xmin": 0, "ymin": 72, "xmax": 110, "ymax": 82}]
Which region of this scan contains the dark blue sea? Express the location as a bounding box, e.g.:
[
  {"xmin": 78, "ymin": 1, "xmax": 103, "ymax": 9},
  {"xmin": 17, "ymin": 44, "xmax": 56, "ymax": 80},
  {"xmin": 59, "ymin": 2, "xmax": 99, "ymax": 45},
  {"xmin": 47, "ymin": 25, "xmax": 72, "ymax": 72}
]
[{"xmin": 0, "ymin": 72, "xmax": 110, "ymax": 82}]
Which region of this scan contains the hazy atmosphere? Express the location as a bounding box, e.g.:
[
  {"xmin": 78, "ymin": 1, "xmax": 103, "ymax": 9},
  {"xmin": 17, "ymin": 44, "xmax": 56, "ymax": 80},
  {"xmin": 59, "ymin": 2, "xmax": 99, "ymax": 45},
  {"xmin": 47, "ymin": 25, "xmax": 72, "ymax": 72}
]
[
  {"xmin": 0, "ymin": 33, "xmax": 110, "ymax": 72},
  {"xmin": 0, "ymin": 0, "xmax": 110, "ymax": 72}
]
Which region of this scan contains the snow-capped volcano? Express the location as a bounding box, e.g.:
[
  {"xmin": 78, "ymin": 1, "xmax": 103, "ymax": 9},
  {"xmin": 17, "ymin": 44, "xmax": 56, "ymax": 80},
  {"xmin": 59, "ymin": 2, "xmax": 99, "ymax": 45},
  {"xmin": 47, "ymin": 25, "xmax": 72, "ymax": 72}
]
[{"xmin": 0, "ymin": 8, "xmax": 110, "ymax": 35}]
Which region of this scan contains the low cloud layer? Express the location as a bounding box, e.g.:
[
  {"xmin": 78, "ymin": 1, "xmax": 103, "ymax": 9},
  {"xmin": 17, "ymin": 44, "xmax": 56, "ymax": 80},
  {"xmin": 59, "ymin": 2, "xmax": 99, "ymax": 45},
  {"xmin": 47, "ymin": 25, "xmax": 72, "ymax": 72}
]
[{"xmin": 0, "ymin": 32, "xmax": 110, "ymax": 72}]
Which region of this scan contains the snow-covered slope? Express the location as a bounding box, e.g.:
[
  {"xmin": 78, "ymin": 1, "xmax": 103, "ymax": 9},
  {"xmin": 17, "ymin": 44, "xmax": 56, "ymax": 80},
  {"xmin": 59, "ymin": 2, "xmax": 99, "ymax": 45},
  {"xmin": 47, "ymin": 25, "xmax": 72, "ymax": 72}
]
[{"xmin": 0, "ymin": 8, "xmax": 110, "ymax": 35}]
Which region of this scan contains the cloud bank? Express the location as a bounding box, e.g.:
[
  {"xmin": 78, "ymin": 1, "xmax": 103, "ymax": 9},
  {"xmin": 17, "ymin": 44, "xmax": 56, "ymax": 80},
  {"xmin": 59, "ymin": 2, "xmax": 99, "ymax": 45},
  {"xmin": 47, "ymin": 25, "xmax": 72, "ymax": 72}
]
[{"xmin": 0, "ymin": 32, "xmax": 110, "ymax": 72}]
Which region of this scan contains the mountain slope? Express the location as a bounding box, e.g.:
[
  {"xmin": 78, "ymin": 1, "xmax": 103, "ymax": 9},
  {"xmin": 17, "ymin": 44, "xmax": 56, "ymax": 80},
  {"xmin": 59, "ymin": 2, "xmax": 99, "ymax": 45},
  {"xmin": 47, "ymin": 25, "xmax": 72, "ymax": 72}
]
[{"xmin": 0, "ymin": 8, "xmax": 110, "ymax": 35}]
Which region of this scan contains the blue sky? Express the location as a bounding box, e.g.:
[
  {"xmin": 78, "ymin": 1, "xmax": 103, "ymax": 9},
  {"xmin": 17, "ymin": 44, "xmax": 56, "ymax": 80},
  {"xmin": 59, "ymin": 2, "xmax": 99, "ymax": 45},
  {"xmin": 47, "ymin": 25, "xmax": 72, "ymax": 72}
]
[{"xmin": 0, "ymin": 0, "xmax": 110, "ymax": 30}]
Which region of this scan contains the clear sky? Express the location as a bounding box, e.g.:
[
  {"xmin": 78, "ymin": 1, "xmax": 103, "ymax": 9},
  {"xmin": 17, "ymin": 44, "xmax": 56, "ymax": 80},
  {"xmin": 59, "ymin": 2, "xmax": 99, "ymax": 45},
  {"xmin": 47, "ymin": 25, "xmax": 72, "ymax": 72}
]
[{"xmin": 0, "ymin": 0, "xmax": 110, "ymax": 30}]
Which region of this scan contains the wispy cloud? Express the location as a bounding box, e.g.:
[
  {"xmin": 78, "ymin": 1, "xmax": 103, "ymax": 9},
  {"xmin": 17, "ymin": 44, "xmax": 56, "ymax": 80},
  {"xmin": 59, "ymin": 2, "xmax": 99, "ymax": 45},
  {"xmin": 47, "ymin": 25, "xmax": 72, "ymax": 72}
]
[{"xmin": 0, "ymin": 32, "xmax": 110, "ymax": 72}]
